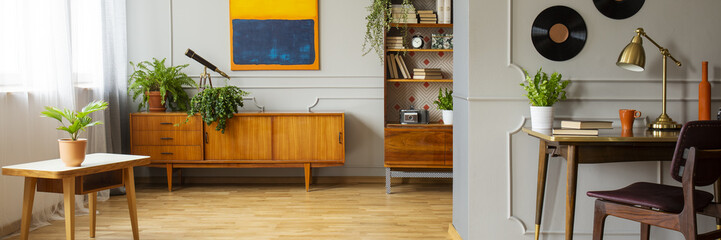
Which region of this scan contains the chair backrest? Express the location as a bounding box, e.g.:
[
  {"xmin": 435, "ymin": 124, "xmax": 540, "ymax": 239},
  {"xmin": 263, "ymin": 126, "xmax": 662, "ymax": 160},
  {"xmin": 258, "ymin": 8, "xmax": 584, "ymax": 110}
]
[{"xmin": 670, "ymin": 120, "xmax": 721, "ymax": 185}]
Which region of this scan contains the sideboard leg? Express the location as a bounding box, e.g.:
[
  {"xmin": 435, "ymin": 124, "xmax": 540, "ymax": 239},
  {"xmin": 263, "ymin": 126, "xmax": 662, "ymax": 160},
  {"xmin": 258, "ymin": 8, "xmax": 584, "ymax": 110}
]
[
  {"xmin": 166, "ymin": 164, "xmax": 173, "ymax": 192},
  {"xmin": 385, "ymin": 168, "xmax": 392, "ymax": 194},
  {"xmin": 304, "ymin": 163, "xmax": 311, "ymax": 192}
]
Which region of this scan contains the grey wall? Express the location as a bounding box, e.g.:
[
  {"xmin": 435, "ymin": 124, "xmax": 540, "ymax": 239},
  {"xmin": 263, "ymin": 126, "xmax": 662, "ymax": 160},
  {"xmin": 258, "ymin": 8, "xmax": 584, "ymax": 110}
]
[
  {"xmin": 454, "ymin": 0, "xmax": 721, "ymax": 239},
  {"xmin": 126, "ymin": 0, "xmax": 386, "ymax": 177}
]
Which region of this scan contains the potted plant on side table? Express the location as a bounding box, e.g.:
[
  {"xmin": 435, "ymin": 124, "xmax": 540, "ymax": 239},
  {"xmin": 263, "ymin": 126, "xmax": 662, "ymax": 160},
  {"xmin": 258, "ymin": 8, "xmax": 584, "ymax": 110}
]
[
  {"xmin": 434, "ymin": 88, "xmax": 453, "ymax": 124},
  {"xmin": 41, "ymin": 100, "xmax": 109, "ymax": 167},
  {"xmin": 128, "ymin": 58, "xmax": 197, "ymax": 112},
  {"xmin": 520, "ymin": 68, "xmax": 569, "ymax": 130}
]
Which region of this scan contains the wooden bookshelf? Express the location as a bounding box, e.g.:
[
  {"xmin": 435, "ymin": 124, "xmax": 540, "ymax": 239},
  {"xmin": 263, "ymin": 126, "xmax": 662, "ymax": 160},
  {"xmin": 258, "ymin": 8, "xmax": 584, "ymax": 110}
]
[
  {"xmin": 386, "ymin": 49, "xmax": 453, "ymax": 52},
  {"xmin": 390, "ymin": 23, "xmax": 453, "ymax": 28},
  {"xmin": 386, "ymin": 79, "xmax": 453, "ymax": 83}
]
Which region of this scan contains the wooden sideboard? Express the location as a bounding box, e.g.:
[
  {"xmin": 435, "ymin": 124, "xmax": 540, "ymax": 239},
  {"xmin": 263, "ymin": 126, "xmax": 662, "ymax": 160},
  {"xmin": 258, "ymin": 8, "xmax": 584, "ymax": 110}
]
[
  {"xmin": 130, "ymin": 112, "xmax": 345, "ymax": 191},
  {"xmin": 383, "ymin": 124, "xmax": 452, "ymax": 193}
]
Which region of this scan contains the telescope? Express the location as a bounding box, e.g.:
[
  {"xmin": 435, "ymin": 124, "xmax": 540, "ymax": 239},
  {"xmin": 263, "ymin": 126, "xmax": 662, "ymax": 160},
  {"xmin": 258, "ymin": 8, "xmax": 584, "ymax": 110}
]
[{"xmin": 185, "ymin": 49, "xmax": 230, "ymax": 88}]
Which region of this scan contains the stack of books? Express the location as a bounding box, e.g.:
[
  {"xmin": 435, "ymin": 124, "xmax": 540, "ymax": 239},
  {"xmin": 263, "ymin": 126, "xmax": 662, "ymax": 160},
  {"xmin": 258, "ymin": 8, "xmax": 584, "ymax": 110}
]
[
  {"xmin": 387, "ymin": 53, "xmax": 411, "ymax": 79},
  {"xmin": 413, "ymin": 68, "xmax": 442, "ymax": 80},
  {"xmin": 391, "ymin": 4, "xmax": 417, "ymax": 24},
  {"xmin": 552, "ymin": 120, "xmax": 613, "ymax": 136},
  {"xmin": 417, "ymin": 10, "xmax": 437, "ymax": 24},
  {"xmin": 386, "ymin": 36, "xmax": 404, "ymax": 49}
]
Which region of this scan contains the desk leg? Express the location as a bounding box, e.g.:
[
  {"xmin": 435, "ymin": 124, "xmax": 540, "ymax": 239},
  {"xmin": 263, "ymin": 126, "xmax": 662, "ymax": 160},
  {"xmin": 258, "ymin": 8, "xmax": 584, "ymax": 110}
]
[
  {"xmin": 534, "ymin": 141, "xmax": 550, "ymax": 240},
  {"xmin": 20, "ymin": 177, "xmax": 37, "ymax": 240},
  {"xmin": 565, "ymin": 145, "xmax": 579, "ymax": 240},
  {"xmin": 89, "ymin": 192, "xmax": 96, "ymax": 238},
  {"xmin": 125, "ymin": 167, "xmax": 140, "ymax": 240},
  {"xmin": 62, "ymin": 177, "xmax": 75, "ymax": 240}
]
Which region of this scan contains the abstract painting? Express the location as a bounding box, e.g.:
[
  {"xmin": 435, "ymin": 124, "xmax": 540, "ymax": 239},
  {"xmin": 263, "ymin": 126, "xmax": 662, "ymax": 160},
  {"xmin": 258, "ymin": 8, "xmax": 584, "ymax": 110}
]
[{"xmin": 229, "ymin": 0, "xmax": 319, "ymax": 70}]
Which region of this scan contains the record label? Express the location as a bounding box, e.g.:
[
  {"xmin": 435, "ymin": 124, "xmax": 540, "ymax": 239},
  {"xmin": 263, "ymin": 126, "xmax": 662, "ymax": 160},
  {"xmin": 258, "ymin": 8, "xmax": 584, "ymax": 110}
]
[
  {"xmin": 531, "ymin": 6, "xmax": 587, "ymax": 61},
  {"xmin": 594, "ymin": 0, "xmax": 644, "ymax": 20}
]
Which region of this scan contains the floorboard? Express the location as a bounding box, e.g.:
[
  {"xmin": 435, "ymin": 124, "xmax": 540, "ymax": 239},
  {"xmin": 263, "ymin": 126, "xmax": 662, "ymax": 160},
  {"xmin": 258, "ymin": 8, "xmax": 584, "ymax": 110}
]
[{"xmin": 5, "ymin": 182, "xmax": 452, "ymax": 239}]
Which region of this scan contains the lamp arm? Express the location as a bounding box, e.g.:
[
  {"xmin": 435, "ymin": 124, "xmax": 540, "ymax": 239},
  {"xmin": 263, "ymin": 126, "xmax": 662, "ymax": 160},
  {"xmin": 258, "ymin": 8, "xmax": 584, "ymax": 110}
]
[{"xmin": 637, "ymin": 28, "xmax": 683, "ymax": 67}]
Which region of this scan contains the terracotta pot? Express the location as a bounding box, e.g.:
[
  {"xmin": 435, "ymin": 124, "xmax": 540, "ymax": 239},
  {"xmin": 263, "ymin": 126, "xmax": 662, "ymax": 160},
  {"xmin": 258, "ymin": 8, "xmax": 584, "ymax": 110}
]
[
  {"xmin": 58, "ymin": 138, "xmax": 87, "ymax": 167},
  {"xmin": 146, "ymin": 91, "xmax": 166, "ymax": 112}
]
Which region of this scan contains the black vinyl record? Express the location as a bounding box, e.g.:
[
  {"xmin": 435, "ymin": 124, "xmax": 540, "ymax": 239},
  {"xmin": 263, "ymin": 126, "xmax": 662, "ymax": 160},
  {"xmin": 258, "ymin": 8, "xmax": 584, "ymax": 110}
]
[
  {"xmin": 593, "ymin": 0, "xmax": 644, "ymax": 20},
  {"xmin": 531, "ymin": 6, "xmax": 587, "ymax": 61}
]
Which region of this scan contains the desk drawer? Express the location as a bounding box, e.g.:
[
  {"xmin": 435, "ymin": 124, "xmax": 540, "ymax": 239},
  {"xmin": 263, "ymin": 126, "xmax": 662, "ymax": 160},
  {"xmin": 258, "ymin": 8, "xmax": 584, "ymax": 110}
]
[
  {"xmin": 132, "ymin": 131, "xmax": 202, "ymax": 146},
  {"xmin": 131, "ymin": 146, "xmax": 202, "ymax": 161},
  {"xmin": 131, "ymin": 115, "xmax": 201, "ymax": 131}
]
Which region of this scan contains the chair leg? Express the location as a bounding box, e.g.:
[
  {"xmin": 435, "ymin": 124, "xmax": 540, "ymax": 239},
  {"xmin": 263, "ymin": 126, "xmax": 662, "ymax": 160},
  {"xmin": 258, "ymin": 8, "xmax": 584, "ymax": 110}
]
[
  {"xmin": 640, "ymin": 223, "xmax": 650, "ymax": 240},
  {"xmin": 593, "ymin": 200, "xmax": 609, "ymax": 240}
]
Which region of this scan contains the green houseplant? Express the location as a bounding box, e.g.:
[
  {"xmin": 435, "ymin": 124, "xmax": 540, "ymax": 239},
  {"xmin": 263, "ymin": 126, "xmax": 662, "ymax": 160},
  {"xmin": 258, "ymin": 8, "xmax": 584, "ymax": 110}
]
[
  {"xmin": 41, "ymin": 100, "xmax": 109, "ymax": 166},
  {"xmin": 433, "ymin": 88, "xmax": 453, "ymax": 124},
  {"xmin": 520, "ymin": 68, "xmax": 569, "ymax": 129},
  {"xmin": 128, "ymin": 58, "xmax": 197, "ymax": 112},
  {"xmin": 362, "ymin": 0, "xmax": 413, "ymax": 61},
  {"xmin": 186, "ymin": 86, "xmax": 249, "ymax": 133}
]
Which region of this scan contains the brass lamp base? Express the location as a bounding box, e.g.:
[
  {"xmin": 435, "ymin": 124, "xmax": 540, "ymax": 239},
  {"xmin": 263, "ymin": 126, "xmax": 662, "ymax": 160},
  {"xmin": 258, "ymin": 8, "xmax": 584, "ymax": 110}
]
[{"xmin": 648, "ymin": 113, "xmax": 682, "ymax": 130}]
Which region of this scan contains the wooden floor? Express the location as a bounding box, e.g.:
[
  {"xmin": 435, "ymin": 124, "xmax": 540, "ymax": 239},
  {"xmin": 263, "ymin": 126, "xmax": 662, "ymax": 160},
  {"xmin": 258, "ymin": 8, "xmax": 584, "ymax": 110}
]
[{"xmin": 7, "ymin": 182, "xmax": 452, "ymax": 239}]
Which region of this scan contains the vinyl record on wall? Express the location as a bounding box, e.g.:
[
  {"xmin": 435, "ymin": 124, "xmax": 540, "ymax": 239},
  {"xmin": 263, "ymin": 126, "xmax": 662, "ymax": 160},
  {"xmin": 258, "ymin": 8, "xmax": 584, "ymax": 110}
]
[
  {"xmin": 531, "ymin": 5, "xmax": 587, "ymax": 61},
  {"xmin": 593, "ymin": 0, "xmax": 645, "ymax": 20}
]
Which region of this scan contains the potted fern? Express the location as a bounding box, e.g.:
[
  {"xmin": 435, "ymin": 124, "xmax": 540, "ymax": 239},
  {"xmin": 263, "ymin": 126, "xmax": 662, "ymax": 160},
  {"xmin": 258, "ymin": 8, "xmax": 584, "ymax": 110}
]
[
  {"xmin": 520, "ymin": 68, "xmax": 570, "ymax": 129},
  {"xmin": 433, "ymin": 88, "xmax": 453, "ymax": 124},
  {"xmin": 128, "ymin": 58, "xmax": 197, "ymax": 112},
  {"xmin": 41, "ymin": 100, "xmax": 109, "ymax": 167},
  {"xmin": 186, "ymin": 86, "xmax": 249, "ymax": 133}
]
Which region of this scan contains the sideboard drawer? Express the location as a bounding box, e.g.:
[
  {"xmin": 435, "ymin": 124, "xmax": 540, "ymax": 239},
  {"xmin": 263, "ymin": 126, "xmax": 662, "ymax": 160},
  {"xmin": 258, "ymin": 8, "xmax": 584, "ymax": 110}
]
[
  {"xmin": 131, "ymin": 146, "xmax": 202, "ymax": 161},
  {"xmin": 132, "ymin": 131, "xmax": 202, "ymax": 146},
  {"xmin": 131, "ymin": 115, "xmax": 201, "ymax": 131}
]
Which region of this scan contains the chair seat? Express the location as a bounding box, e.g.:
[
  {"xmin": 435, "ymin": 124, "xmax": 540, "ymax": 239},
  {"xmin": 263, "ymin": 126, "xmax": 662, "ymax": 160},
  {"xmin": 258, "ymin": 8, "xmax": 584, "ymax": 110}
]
[{"xmin": 587, "ymin": 182, "xmax": 714, "ymax": 213}]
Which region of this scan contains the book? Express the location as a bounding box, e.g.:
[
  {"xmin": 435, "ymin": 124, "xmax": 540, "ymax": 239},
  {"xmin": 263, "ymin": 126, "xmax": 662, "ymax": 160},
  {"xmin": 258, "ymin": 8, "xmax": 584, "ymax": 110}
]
[
  {"xmin": 388, "ymin": 54, "xmax": 398, "ymax": 79},
  {"xmin": 417, "ymin": 10, "xmax": 434, "ymax": 14},
  {"xmin": 436, "ymin": 0, "xmax": 444, "ymax": 25},
  {"xmin": 395, "ymin": 54, "xmax": 408, "ymax": 79},
  {"xmin": 552, "ymin": 128, "xmax": 599, "ymax": 136},
  {"xmin": 413, "ymin": 75, "xmax": 443, "ymax": 80},
  {"xmin": 442, "ymin": 0, "xmax": 451, "ymax": 23},
  {"xmin": 418, "ymin": 13, "xmax": 436, "ymax": 18},
  {"xmin": 560, "ymin": 121, "xmax": 613, "ymax": 129},
  {"xmin": 398, "ymin": 55, "xmax": 411, "ymax": 79},
  {"xmin": 386, "ymin": 55, "xmax": 396, "ymax": 79}
]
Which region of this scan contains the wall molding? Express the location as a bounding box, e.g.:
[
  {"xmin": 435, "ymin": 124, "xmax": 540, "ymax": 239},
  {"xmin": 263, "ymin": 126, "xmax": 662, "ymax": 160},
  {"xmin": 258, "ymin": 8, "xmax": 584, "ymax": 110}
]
[
  {"xmin": 307, "ymin": 97, "xmax": 383, "ymax": 112},
  {"xmin": 189, "ymin": 75, "xmax": 382, "ymax": 79}
]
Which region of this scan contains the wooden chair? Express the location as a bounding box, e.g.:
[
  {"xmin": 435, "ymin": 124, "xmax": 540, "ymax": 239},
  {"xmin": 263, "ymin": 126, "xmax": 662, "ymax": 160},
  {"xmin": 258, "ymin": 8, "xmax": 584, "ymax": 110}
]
[{"xmin": 587, "ymin": 120, "xmax": 721, "ymax": 240}]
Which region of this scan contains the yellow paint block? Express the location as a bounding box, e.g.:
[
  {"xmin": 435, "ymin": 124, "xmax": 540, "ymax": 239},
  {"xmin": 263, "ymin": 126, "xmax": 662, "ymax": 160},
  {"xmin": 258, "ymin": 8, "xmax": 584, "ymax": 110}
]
[{"xmin": 229, "ymin": 0, "xmax": 317, "ymax": 20}]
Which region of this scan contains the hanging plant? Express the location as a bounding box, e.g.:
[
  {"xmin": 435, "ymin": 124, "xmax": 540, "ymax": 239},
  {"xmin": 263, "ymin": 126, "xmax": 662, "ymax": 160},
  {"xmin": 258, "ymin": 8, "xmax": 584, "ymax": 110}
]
[
  {"xmin": 362, "ymin": 0, "xmax": 413, "ymax": 62},
  {"xmin": 186, "ymin": 86, "xmax": 249, "ymax": 133}
]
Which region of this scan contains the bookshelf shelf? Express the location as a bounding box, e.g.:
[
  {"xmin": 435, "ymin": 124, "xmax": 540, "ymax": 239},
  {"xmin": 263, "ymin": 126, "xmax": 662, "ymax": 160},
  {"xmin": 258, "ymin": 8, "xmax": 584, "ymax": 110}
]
[
  {"xmin": 387, "ymin": 79, "xmax": 453, "ymax": 83},
  {"xmin": 390, "ymin": 23, "xmax": 453, "ymax": 28},
  {"xmin": 386, "ymin": 122, "xmax": 453, "ymax": 129},
  {"xmin": 386, "ymin": 49, "xmax": 453, "ymax": 52}
]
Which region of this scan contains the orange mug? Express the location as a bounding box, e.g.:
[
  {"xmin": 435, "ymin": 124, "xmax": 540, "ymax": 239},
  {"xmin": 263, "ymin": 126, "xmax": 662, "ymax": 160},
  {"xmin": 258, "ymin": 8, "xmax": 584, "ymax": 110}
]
[{"xmin": 619, "ymin": 109, "xmax": 642, "ymax": 130}]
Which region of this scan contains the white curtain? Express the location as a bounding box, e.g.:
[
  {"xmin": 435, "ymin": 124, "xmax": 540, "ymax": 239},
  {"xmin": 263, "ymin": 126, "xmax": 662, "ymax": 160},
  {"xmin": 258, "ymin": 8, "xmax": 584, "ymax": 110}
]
[{"xmin": 0, "ymin": 0, "xmax": 127, "ymax": 237}]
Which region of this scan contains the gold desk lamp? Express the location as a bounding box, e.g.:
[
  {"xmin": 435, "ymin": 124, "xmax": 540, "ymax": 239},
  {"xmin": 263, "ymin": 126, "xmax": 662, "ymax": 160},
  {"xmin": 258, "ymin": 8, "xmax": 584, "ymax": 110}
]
[{"xmin": 617, "ymin": 28, "xmax": 683, "ymax": 130}]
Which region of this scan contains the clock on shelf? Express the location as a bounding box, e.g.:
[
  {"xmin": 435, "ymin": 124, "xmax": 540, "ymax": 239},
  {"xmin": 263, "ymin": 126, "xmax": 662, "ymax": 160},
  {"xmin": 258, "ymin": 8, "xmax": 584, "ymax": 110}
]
[{"xmin": 411, "ymin": 35, "xmax": 424, "ymax": 49}]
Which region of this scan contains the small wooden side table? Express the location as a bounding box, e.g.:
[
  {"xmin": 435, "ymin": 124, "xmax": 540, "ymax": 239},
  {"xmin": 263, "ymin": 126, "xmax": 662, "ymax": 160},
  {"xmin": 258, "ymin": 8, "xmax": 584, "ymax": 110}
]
[{"xmin": 2, "ymin": 153, "xmax": 150, "ymax": 240}]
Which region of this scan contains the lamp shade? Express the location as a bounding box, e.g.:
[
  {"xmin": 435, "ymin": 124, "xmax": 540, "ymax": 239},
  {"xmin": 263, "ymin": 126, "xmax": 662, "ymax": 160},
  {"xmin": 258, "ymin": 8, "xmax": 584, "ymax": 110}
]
[{"xmin": 616, "ymin": 35, "xmax": 645, "ymax": 72}]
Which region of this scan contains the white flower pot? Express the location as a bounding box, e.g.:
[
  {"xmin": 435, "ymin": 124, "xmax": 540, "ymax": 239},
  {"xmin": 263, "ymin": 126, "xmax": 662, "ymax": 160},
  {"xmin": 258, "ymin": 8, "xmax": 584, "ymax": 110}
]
[
  {"xmin": 530, "ymin": 106, "xmax": 554, "ymax": 130},
  {"xmin": 442, "ymin": 110, "xmax": 453, "ymax": 125}
]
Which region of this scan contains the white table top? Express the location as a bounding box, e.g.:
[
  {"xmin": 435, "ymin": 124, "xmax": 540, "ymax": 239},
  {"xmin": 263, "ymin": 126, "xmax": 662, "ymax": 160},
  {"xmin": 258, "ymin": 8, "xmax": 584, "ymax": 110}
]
[{"xmin": 2, "ymin": 153, "xmax": 150, "ymax": 179}]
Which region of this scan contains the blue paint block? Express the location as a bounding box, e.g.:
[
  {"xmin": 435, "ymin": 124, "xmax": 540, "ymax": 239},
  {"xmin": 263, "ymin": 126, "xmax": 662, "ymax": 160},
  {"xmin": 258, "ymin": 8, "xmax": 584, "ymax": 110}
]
[{"xmin": 232, "ymin": 19, "xmax": 316, "ymax": 65}]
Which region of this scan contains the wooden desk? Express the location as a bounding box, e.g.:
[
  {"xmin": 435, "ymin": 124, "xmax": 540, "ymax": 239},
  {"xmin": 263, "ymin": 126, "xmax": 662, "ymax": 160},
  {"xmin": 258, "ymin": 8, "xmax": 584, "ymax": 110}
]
[
  {"xmin": 522, "ymin": 128, "xmax": 679, "ymax": 240},
  {"xmin": 1, "ymin": 153, "xmax": 150, "ymax": 240}
]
